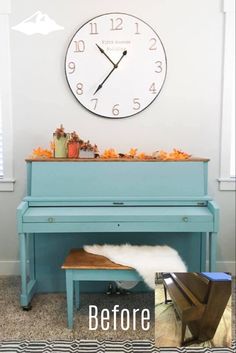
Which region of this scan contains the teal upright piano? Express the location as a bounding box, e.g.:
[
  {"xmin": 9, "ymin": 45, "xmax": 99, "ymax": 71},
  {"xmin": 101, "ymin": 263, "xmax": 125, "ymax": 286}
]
[{"xmin": 17, "ymin": 158, "xmax": 219, "ymax": 309}]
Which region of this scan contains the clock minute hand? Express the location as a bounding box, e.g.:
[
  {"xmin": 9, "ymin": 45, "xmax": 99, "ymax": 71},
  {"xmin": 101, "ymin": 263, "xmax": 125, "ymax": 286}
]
[
  {"xmin": 93, "ymin": 66, "xmax": 116, "ymax": 95},
  {"xmin": 96, "ymin": 44, "xmax": 116, "ymax": 66},
  {"xmin": 93, "ymin": 50, "xmax": 128, "ymax": 95}
]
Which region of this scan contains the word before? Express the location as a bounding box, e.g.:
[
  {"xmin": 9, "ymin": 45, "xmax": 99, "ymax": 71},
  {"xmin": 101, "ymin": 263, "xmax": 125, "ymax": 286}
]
[{"xmin": 89, "ymin": 304, "xmax": 150, "ymax": 331}]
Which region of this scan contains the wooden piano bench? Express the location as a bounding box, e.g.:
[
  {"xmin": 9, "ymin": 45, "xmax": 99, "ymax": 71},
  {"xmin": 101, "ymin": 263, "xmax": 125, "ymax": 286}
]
[{"xmin": 61, "ymin": 249, "xmax": 142, "ymax": 329}]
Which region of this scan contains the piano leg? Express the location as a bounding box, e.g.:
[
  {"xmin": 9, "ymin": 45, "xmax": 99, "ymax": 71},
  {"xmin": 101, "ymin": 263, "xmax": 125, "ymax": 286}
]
[
  {"xmin": 19, "ymin": 233, "xmax": 36, "ymax": 309},
  {"xmin": 209, "ymin": 232, "xmax": 217, "ymax": 271},
  {"xmin": 29, "ymin": 233, "xmax": 35, "ymax": 282},
  {"xmin": 19, "ymin": 233, "xmax": 28, "ymax": 307}
]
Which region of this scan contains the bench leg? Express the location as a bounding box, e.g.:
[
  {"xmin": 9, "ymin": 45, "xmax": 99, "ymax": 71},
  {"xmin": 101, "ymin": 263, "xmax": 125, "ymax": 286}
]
[
  {"xmin": 66, "ymin": 271, "xmax": 74, "ymax": 329},
  {"xmin": 181, "ymin": 322, "xmax": 186, "ymax": 345},
  {"xmin": 75, "ymin": 281, "xmax": 80, "ymax": 310}
]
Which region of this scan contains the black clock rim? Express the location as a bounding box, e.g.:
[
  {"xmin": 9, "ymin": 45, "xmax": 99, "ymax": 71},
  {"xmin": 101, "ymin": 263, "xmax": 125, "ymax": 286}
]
[{"xmin": 64, "ymin": 12, "xmax": 167, "ymax": 119}]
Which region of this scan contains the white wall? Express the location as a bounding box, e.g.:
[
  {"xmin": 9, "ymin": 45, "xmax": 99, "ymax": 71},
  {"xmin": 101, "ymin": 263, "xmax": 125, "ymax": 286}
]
[{"xmin": 0, "ymin": 0, "xmax": 235, "ymax": 274}]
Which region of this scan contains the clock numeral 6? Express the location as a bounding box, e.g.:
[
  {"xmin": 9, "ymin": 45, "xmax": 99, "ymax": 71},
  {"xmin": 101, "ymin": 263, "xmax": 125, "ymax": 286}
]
[
  {"xmin": 149, "ymin": 38, "xmax": 157, "ymax": 50},
  {"xmin": 149, "ymin": 83, "xmax": 157, "ymax": 94},
  {"xmin": 67, "ymin": 62, "xmax": 76, "ymax": 74},
  {"xmin": 155, "ymin": 61, "xmax": 162, "ymax": 73},
  {"xmin": 76, "ymin": 83, "xmax": 83, "ymax": 95},
  {"xmin": 133, "ymin": 98, "xmax": 141, "ymax": 110},
  {"xmin": 110, "ymin": 18, "xmax": 123, "ymax": 31},
  {"xmin": 112, "ymin": 104, "xmax": 120, "ymax": 116},
  {"xmin": 74, "ymin": 40, "xmax": 85, "ymax": 52}
]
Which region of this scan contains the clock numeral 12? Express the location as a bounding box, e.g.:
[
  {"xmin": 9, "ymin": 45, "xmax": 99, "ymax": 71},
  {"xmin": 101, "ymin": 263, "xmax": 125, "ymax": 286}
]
[
  {"xmin": 76, "ymin": 83, "xmax": 84, "ymax": 95},
  {"xmin": 110, "ymin": 18, "xmax": 123, "ymax": 31},
  {"xmin": 74, "ymin": 40, "xmax": 85, "ymax": 52}
]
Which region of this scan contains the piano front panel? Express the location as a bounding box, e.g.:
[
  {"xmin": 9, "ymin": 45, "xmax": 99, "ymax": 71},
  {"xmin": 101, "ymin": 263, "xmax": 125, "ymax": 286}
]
[
  {"xmin": 34, "ymin": 233, "xmax": 203, "ymax": 292},
  {"xmin": 190, "ymin": 280, "xmax": 232, "ymax": 341},
  {"xmin": 29, "ymin": 161, "xmax": 208, "ymax": 201}
]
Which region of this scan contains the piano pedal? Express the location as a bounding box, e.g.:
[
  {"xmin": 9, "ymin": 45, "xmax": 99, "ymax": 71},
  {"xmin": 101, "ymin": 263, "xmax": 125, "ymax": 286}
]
[
  {"xmin": 116, "ymin": 287, "xmax": 131, "ymax": 295},
  {"xmin": 181, "ymin": 337, "xmax": 199, "ymax": 347},
  {"xmin": 106, "ymin": 283, "xmax": 114, "ymax": 295}
]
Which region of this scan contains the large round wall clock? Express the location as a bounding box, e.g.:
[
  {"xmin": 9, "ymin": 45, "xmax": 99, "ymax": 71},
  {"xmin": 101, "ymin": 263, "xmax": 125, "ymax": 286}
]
[{"xmin": 65, "ymin": 13, "xmax": 167, "ymax": 119}]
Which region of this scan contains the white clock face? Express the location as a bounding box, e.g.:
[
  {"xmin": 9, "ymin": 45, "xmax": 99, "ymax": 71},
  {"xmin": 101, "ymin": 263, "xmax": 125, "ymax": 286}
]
[{"xmin": 65, "ymin": 13, "xmax": 167, "ymax": 119}]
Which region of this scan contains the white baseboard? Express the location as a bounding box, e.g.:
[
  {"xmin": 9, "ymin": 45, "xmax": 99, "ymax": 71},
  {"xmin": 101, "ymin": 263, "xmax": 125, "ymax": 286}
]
[
  {"xmin": 0, "ymin": 261, "xmax": 20, "ymax": 275},
  {"xmin": 215, "ymin": 261, "xmax": 236, "ymax": 275},
  {"xmin": 0, "ymin": 260, "xmax": 235, "ymax": 276}
]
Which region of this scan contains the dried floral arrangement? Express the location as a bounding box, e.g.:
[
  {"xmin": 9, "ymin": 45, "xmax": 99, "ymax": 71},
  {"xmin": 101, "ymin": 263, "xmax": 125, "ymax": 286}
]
[
  {"xmin": 53, "ymin": 124, "xmax": 67, "ymax": 139},
  {"xmin": 68, "ymin": 131, "xmax": 80, "ymax": 143},
  {"xmin": 29, "ymin": 125, "xmax": 191, "ymax": 160},
  {"xmin": 80, "ymin": 140, "xmax": 98, "ymax": 152}
]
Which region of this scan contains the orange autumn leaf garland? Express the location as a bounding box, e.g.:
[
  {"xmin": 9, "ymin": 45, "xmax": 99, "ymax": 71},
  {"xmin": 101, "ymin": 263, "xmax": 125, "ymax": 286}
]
[
  {"xmin": 101, "ymin": 148, "xmax": 119, "ymax": 159},
  {"xmin": 30, "ymin": 146, "xmax": 191, "ymax": 160},
  {"xmin": 32, "ymin": 147, "xmax": 53, "ymax": 159},
  {"xmin": 157, "ymin": 149, "xmax": 191, "ymax": 160}
]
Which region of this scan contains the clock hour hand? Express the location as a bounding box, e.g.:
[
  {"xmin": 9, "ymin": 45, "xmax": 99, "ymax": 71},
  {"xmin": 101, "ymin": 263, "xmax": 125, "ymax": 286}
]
[
  {"xmin": 116, "ymin": 49, "xmax": 127, "ymax": 66},
  {"xmin": 96, "ymin": 44, "xmax": 116, "ymax": 66},
  {"xmin": 93, "ymin": 50, "xmax": 127, "ymax": 95}
]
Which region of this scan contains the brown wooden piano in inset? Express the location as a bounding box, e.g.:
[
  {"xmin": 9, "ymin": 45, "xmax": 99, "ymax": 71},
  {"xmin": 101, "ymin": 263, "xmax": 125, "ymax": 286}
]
[{"xmin": 162, "ymin": 272, "xmax": 231, "ymax": 346}]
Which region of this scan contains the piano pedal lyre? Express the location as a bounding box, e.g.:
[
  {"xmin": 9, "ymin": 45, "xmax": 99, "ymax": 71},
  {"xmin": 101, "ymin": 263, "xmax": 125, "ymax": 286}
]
[{"xmin": 105, "ymin": 283, "xmax": 114, "ymax": 295}]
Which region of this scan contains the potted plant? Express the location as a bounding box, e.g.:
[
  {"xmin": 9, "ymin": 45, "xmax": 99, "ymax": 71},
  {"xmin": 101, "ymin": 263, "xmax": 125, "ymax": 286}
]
[
  {"xmin": 53, "ymin": 124, "xmax": 69, "ymax": 158},
  {"xmin": 67, "ymin": 131, "xmax": 80, "ymax": 158},
  {"xmin": 80, "ymin": 140, "xmax": 97, "ymax": 158}
]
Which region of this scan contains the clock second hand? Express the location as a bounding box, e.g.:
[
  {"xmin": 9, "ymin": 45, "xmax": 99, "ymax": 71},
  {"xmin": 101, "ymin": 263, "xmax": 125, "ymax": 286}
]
[{"xmin": 93, "ymin": 50, "xmax": 127, "ymax": 95}]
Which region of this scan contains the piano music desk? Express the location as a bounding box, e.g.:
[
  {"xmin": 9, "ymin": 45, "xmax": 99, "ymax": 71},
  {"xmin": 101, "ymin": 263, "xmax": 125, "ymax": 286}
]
[
  {"xmin": 61, "ymin": 249, "xmax": 142, "ymax": 329},
  {"xmin": 17, "ymin": 159, "xmax": 219, "ymax": 309}
]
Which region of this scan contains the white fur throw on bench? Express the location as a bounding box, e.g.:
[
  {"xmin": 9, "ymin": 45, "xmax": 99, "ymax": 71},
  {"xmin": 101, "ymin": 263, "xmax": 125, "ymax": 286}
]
[{"xmin": 84, "ymin": 244, "xmax": 187, "ymax": 290}]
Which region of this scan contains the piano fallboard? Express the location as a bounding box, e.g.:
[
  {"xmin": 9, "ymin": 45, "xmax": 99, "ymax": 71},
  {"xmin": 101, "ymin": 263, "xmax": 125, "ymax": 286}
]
[{"xmin": 21, "ymin": 206, "xmax": 214, "ymax": 233}]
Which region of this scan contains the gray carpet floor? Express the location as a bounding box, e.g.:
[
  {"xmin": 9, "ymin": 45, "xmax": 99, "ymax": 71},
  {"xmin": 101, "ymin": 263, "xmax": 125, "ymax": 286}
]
[{"xmin": 0, "ymin": 276, "xmax": 154, "ymax": 341}]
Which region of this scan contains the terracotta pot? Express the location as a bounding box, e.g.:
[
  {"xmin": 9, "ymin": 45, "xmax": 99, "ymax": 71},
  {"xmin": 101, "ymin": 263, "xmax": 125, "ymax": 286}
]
[{"xmin": 68, "ymin": 141, "xmax": 79, "ymax": 158}]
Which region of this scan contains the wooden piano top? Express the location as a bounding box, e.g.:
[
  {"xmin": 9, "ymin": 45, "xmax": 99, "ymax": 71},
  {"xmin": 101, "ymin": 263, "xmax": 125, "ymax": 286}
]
[{"xmin": 25, "ymin": 157, "xmax": 210, "ymax": 162}]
